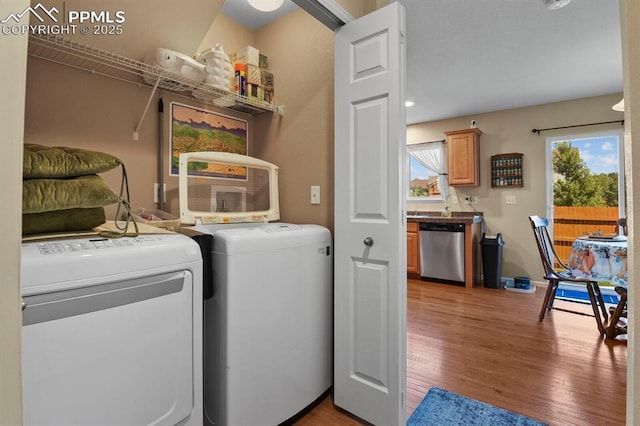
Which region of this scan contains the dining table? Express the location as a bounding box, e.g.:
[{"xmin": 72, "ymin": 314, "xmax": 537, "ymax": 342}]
[{"xmin": 567, "ymin": 235, "xmax": 628, "ymax": 288}]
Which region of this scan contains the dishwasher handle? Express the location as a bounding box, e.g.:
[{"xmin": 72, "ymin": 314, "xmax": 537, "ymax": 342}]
[{"xmin": 419, "ymin": 222, "xmax": 464, "ymax": 232}]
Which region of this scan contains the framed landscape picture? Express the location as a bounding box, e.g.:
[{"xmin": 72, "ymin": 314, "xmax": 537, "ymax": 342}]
[{"xmin": 170, "ymin": 102, "xmax": 248, "ymax": 180}]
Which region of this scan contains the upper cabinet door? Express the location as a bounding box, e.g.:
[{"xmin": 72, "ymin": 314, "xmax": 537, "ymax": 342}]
[{"xmin": 446, "ymin": 128, "xmax": 482, "ymax": 186}]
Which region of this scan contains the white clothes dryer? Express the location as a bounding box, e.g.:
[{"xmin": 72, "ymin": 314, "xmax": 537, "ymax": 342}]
[{"xmin": 20, "ymin": 233, "xmax": 203, "ymax": 426}]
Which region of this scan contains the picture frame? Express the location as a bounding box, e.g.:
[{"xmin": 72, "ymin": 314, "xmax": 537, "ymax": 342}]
[{"xmin": 170, "ymin": 102, "xmax": 248, "ymax": 180}]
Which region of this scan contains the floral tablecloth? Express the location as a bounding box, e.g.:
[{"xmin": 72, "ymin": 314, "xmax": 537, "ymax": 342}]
[{"xmin": 568, "ymin": 236, "xmax": 627, "ymax": 287}]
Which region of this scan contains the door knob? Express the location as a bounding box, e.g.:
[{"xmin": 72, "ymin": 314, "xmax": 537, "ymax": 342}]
[{"xmin": 363, "ymin": 237, "xmax": 374, "ymax": 247}]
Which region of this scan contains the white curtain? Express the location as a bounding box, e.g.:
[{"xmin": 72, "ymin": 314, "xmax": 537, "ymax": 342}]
[{"xmin": 407, "ymin": 142, "xmax": 449, "ymax": 198}]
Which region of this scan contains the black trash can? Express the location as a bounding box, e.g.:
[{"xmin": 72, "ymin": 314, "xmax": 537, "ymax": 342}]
[{"xmin": 480, "ymin": 233, "xmax": 505, "ymax": 288}]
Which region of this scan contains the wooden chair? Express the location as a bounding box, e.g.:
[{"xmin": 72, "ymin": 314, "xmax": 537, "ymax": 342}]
[
  {"xmin": 528, "ymin": 215, "xmax": 615, "ymax": 337},
  {"xmin": 617, "ymin": 217, "xmax": 628, "ymax": 236},
  {"xmin": 606, "ymin": 286, "xmax": 628, "ymax": 339}
]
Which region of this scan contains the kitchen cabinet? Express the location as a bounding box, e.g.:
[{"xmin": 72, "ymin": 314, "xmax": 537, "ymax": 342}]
[
  {"xmin": 407, "ymin": 222, "xmax": 420, "ymax": 275},
  {"xmin": 445, "ymin": 128, "xmax": 482, "ymax": 186}
]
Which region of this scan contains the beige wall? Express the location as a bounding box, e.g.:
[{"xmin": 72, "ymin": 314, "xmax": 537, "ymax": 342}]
[
  {"xmin": 195, "ymin": 9, "xmax": 337, "ymax": 230},
  {"xmin": 198, "ymin": 13, "xmax": 255, "ymax": 56},
  {"xmin": 0, "ymin": 0, "xmax": 28, "ymax": 422},
  {"xmin": 252, "ymin": 9, "xmax": 336, "ymax": 229},
  {"xmin": 407, "ymin": 93, "xmax": 625, "ymax": 281},
  {"xmin": 42, "ymin": 0, "xmax": 224, "ymax": 59},
  {"xmin": 335, "ymin": 0, "xmax": 378, "ymax": 18},
  {"xmin": 620, "ymin": 0, "xmax": 639, "ymax": 421},
  {"xmin": 25, "ymin": 58, "xmax": 159, "ymax": 216}
]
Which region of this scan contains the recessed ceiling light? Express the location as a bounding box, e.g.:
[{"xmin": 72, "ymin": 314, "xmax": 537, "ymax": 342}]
[
  {"xmin": 405, "ymin": 101, "xmax": 415, "ymax": 107},
  {"xmin": 248, "ymin": 0, "xmax": 284, "ymax": 12}
]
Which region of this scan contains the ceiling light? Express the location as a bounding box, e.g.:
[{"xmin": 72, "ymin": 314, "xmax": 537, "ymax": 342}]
[
  {"xmin": 248, "ymin": 0, "xmax": 284, "ymax": 12},
  {"xmin": 612, "ymin": 98, "xmax": 625, "ymax": 112},
  {"xmin": 405, "ymin": 101, "xmax": 415, "ymax": 107},
  {"xmin": 543, "ymin": 0, "xmax": 571, "ymax": 10}
]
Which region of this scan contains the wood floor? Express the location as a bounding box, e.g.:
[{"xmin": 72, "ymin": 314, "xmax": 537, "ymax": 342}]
[{"xmin": 295, "ymin": 278, "xmax": 627, "ymax": 426}]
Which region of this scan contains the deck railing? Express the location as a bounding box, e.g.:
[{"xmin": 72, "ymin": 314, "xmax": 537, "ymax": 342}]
[{"xmin": 553, "ymin": 206, "xmax": 620, "ymax": 263}]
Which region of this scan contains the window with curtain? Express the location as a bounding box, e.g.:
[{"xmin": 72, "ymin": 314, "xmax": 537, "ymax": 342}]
[{"xmin": 407, "ymin": 142, "xmax": 449, "ymax": 201}]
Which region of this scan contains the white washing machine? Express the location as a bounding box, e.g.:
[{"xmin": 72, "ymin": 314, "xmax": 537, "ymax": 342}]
[
  {"xmin": 178, "ymin": 152, "xmax": 333, "ymax": 425},
  {"xmin": 20, "ymin": 233, "xmax": 203, "ymax": 426},
  {"xmin": 191, "ymin": 223, "xmax": 333, "ymax": 426}
]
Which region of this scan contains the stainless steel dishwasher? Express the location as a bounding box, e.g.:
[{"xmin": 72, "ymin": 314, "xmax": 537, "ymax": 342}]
[{"xmin": 419, "ymin": 222, "xmax": 465, "ymax": 284}]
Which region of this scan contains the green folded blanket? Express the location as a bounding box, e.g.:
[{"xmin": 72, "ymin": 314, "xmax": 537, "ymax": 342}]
[
  {"xmin": 23, "ymin": 175, "xmax": 120, "ymax": 214},
  {"xmin": 22, "ymin": 207, "xmax": 106, "ymax": 235},
  {"xmin": 23, "ymin": 144, "xmax": 122, "ymax": 179},
  {"xmin": 21, "ymin": 144, "xmax": 134, "ymax": 237}
]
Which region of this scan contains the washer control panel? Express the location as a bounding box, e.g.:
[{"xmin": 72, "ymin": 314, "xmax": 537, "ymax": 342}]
[{"xmin": 32, "ymin": 236, "xmax": 161, "ymax": 255}]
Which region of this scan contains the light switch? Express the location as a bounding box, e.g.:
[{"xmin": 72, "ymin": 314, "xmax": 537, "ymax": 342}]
[
  {"xmin": 311, "ymin": 185, "xmax": 320, "ymax": 205},
  {"xmin": 506, "ymin": 195, "xmax": 516, "ymax": 205},
  {"xmin": 153, "ymin": 183, "xmax": 166, "ymax": 203}
]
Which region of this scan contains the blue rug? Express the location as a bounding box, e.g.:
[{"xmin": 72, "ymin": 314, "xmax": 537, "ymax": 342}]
[{"xmin": 407, "ymin": 387, "xmax": 548, "ymax": 426}]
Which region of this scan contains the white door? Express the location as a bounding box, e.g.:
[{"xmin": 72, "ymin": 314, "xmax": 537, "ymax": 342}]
[{"xmin": 334, "ymin": 3, "xmax": 407, "ymax": 425}]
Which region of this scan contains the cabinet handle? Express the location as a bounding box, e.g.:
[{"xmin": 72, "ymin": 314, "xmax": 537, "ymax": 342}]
[{"xmin": 364, "ymin": 237, "xmax": 374, "ymax": 247}]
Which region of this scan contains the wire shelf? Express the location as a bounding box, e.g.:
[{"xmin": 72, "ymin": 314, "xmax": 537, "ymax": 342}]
[{"xmin": 27, "ymin": 34, "xmax": 284, "ymax": 116}]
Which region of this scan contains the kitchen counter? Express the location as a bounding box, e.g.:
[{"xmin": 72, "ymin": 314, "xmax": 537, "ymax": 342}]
[{"xmin": 406, "ymin": 211, "xmax": 483, "ymax": 224}]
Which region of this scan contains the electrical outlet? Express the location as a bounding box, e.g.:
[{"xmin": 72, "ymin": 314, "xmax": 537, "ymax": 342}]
[
  {"xmin": 464, "ymin": 196, "xmax": 478, "ymax": 205},
  {"xmin": 310, "ymin": 185, "xmax": 320, "ymax": 205},
  {"xmin": 506, "ymin": 195, "xmax": 517, "ymax": 205}
]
